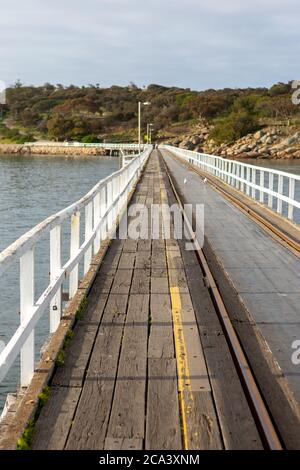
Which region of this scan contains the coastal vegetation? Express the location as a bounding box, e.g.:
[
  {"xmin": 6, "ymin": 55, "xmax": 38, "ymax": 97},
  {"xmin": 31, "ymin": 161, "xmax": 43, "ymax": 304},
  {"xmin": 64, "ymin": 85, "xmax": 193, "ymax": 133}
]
[{"xmin": 0, "ymin": 81, "xmax": 298, "ymax": 147}]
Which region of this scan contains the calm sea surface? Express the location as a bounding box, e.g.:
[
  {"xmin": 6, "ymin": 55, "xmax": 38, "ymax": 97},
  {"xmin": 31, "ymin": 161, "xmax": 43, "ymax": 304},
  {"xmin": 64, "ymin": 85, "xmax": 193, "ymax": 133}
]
[{"xmin": 0, "ymin": 154, "xmax": 119, "ymax": 410}]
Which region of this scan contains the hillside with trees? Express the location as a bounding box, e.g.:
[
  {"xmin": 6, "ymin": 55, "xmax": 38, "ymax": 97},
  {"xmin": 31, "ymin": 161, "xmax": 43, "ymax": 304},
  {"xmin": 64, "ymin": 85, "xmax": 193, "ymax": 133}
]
[{"xmin": 0, "ymin": 81, "xmax": 299, "ymax": 155}]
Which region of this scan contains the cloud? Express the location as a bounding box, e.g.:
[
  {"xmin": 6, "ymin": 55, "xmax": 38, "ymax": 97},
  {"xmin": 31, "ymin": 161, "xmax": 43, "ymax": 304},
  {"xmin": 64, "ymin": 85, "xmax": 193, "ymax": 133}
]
[{"xmin": 0, "ymin": 0, "xmax": 299, "ymax": 89}]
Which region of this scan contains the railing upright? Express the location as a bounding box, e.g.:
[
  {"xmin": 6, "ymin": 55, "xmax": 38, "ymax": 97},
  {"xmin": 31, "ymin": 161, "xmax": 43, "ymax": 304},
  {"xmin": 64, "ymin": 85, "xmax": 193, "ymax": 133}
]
[
  {"xmin": 277, "ymin": 175, "xmax": 283, "ymax": 215},
  {"xmin": 288, "ymin": 177, "xmax": 295, "ymax": 220},
  {"xmin": 69, "ymin": 212, "xmax": 80, "ymax": 299},
  {"xmin": 50, "ymin": 226, "xmax": 62, "ymax": 333},
  {"xmin": 20, "ymin": 249, "xmax": 35, "ymax": 387},
  {"xmin": 93, "ymin": 192, "xmax": 101, "ymax": 255},
  {"xmin": 260, "ymin": 170, "xmax": 264, "ymax": 203}
]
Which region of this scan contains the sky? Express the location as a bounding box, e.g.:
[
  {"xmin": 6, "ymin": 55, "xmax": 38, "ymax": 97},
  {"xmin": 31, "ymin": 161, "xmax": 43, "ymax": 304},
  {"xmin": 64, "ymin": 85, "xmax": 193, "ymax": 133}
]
[{"xmin": 0, "ymin": 0, "xmax": 299, "ymax": 91}]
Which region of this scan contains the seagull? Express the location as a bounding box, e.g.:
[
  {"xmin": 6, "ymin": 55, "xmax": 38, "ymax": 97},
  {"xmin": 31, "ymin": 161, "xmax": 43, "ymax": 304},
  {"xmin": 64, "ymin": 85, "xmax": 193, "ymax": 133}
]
[
  {"xmin": 203, "ymin": 177, "xmax": 207, "ymax": 184},
  {"xmin": 184, "ymin": 178, "xmax": 187, "ymax": 184}
]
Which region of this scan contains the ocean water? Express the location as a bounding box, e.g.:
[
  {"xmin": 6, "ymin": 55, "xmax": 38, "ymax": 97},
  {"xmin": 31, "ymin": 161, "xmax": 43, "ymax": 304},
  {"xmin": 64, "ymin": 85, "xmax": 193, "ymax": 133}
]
[{"xmin": 0, "ymin": 154, "xmax": 119, "ymax": 410}]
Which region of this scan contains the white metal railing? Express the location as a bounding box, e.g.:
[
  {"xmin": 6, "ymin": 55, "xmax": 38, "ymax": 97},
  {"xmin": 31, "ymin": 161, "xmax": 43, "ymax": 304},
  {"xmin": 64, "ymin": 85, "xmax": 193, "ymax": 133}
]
[
  {"xmin": 0, "ymin": 147, "xmax": 151, "ymax": 391},
  {"xmin": 164, "ymin": 145, "xmax": 300, "ymax": 223},
  {"xmin": 25, "ymin": 142, "xmax": 144, "ymax": 151}
]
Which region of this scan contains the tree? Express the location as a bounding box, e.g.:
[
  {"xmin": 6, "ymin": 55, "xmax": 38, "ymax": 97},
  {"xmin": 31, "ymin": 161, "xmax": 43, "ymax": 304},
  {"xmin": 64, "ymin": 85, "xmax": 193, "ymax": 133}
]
[
  {"xmin": 47, "ymin": 115, "xmax": 74, "ymax": 140},
  {"xmin": 210, "ymin": 110, "xmax": 260, "ymax": 144}
]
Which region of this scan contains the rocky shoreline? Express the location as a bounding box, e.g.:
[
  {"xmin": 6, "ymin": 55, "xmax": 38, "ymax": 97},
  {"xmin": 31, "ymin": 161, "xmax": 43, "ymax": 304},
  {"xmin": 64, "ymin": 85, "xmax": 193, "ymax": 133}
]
[
  {"xmin": 168, "ymin": 123, "xmax": 300, "ymax": 159},
  {"xmin": 0, "ymin": 144, "xmax": 107, "ymax": 156}
]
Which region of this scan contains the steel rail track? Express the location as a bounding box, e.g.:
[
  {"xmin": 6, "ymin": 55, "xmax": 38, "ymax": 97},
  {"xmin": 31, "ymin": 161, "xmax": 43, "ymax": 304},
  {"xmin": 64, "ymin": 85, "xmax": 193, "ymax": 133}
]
[{"xmin": 160, "ymin": 150, "xmax": 283, "ymax": 450}]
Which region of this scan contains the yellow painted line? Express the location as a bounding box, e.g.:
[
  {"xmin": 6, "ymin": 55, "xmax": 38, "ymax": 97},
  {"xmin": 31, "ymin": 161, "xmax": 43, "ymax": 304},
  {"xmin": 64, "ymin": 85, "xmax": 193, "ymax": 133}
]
[{"xmin": 170, "ymin": 286, "xmax": 194, "ymax": 450}]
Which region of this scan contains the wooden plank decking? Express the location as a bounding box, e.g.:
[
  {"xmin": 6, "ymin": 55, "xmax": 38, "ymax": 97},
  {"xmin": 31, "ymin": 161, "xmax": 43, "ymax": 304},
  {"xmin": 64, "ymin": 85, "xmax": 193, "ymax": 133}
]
[{"xmin": 32, "ymin": 151, "xmax": 262, "ymax": 450}]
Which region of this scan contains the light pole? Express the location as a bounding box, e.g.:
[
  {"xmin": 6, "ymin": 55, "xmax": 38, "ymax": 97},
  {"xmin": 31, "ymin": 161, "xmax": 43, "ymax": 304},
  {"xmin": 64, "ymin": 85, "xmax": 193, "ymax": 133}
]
[
  {"xmin": 146, "ymin": 123, "xmax": 154, "ymax": 145},
  {"xmin": 149, "ymin": 125, "xmax": 154, "ymax": 145},
  {"xmin": 138, "ymin": 101, "xmax": 150, "ymax": 152}
]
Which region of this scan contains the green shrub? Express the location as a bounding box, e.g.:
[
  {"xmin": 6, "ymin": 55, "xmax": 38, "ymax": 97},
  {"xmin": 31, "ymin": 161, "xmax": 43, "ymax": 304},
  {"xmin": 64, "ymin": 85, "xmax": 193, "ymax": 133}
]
[
  {"xmin": 17, "ymin": 420, "xmax": 35, "ymax": 450},
  {"xmin": 81, "ymin": 134, "xmax": 102, "ymax": 143},
  {"xmin": 210, "ymin": 110, "xmax": 260, "ymax": 144}
]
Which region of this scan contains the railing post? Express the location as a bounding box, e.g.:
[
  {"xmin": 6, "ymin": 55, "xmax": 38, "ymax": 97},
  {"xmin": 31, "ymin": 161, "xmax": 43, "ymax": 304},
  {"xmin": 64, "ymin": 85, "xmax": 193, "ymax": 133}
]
[
  {"xmin": 241, "ymin": 165, "xmax": 245, "ymax": 192},
  {"xmin": 288, "ymin": 177, "xmax": 295, "ymax": 221},
  {"xmin": 246, "ymin": 166, "xmax": 251, "ymax": 196},
  {"xmin": 107, "ymin": 180, "xmax": 113, "ymax": 233},
  {"xmin": 93, "ymin": 192, "xmax": 101, "ymax": 255},
  {"xmin": 235, "ymin": 164, "xmax": 240, "ymax": 189},
  {"xmin": 227, "ymin": 161, "xmax": 231, "ymax": 184},
  {"xmin": 252, "ymin": 168, "xmax": 256, "ymax": 199},
  {"xmin": 100, "ymin": 185, "xmax": 107, "ymax": 241},
  {"xmin": 84, "ymin": 202, "xmax": 93, "ymax": 274},
  {"xmin": 229, "ymin": 161, "xmax": 233, "ymax": 186},
  {"xmin": 268, "ymin": 173, "xmax": 274, "ymax": 208},
  {"xmin": 50, "ymin": 225, "xmax": 61, "ymax": 333},
  {"xmin": 69, "ymin": 211, "xmax": 80, "ymax": 298},
  {"xmin": 20, "ymin": 249, "xmax": 34, "ymax": 387},
  {"xmin": 112, "ymin": 177, "xmax": 117, "ymax": 225},
  {"xmin": 260, "ymin": 170, "xmax": 264, "ymax": 203},
  {"xmin": 277, "ymin": 175, "xmax": 283, "ymax": 215}
]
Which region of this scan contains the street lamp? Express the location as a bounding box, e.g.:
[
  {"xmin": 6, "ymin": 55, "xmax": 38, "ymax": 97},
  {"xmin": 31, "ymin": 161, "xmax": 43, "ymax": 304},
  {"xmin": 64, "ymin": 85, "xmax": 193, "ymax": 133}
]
[
  {"xmin": 147, "ymin": 123, "xmax": 154, "ymax": 145},
  {"xmin": 138, "ymin": 101, "xmax": 151, "ymax": 152},
  {"xmin": 149, "ymin": 124, "xmax": 154, "ymax": 145}
]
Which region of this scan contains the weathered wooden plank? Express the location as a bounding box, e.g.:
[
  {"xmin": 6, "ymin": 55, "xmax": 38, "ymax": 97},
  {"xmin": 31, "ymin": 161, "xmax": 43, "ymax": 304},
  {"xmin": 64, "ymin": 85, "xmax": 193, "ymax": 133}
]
[
  {"xmin": 106, "ymin": 294, "xmax": 149, "ymax": 440},
  {"xmin": 152, "ymin": 253, "xmax": 167, "ymax": 271},
  {"xmin": 137, "ymin": 239, "xmax": 151, "ymax": 251},
  {"xmin": 131, "ymin": 269, "xmax": 150, "ymax": 294},
  {"xmin": 151, "ymin": 267, "xmax": 168, "ymax": 278},
  {"xmin": 168, "ymin": 268, "xmax": 189, "ymax": 293},
  {"xmin": 78, "ymin": 292, "xmax": 108, "ymax": 325},
  {"xmin": 52, "ymin": 328, "xmax": 96, "ymax": 387},
  {"xmin": 118, "ymin": 252, "xmax": 136, "ymax": 270},
  {"xmin": 151, "ymin": 277, "xmax": 169, "ymax": 294},
  {"xmin": 146, "ymin": 358, "xmax": 182, "ymax": 450},
  {"xmin": 135, "ymin": 251, "xmax": 151, "ymax": 269},
  {"xmin": 148, "ymin": 294, "xmax": 174, "ymax": 359},
  {"xmin": 65, "ymin": 294, "xmax": 129, "ymax": 449},
  {"xmin": 32, "ymin": 387, "xmax": 81, "ymax": 450},
  {"xmin": 122, "ymin": 239, "xmax": 138, "ymax": 253},
  {"xmin": 91, "ymin": 273, "xmax": 115, "ymax": 294},
  {"xmin": 166, "ymin": 248, "xmax": 185, "ymax": 270},
  {"xmin": 111, "ymin": 269, "xmax": 133, "ymax": 294},
  {"xmin": 183, "ymin": 390, "xmax": 223, "ymax": 450}
]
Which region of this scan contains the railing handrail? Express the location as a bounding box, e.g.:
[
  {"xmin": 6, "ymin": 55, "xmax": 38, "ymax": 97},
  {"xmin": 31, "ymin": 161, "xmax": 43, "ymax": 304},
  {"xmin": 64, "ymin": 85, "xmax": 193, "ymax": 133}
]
[
  {"xmin": 0, "ymin": 146, "xmax": 151, "ymax": 393},
  {"xmin": 163, "ymin": 145, "xmax": 300, "ymax": 223},
  {"xmin": 24, "ymin": 142, "xmax": 144, "ymax": 149}
]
